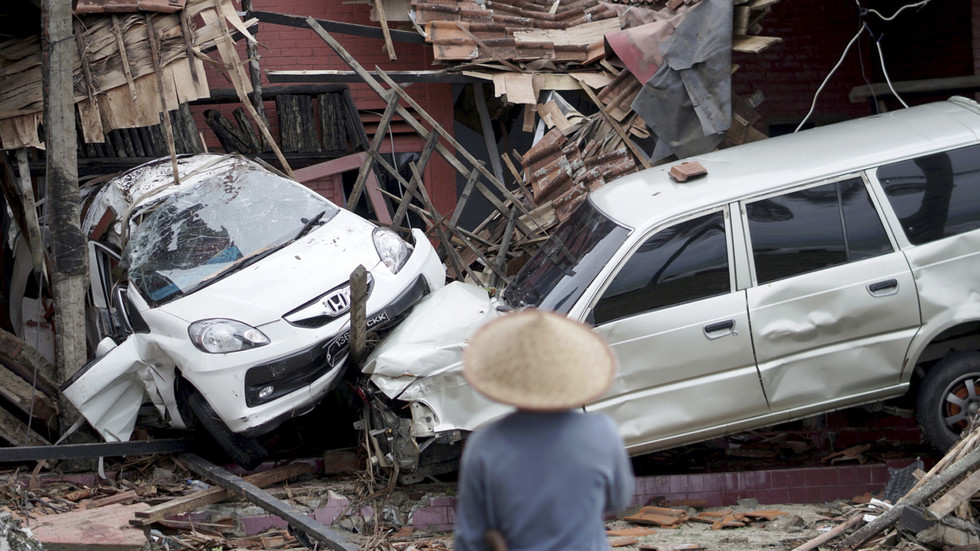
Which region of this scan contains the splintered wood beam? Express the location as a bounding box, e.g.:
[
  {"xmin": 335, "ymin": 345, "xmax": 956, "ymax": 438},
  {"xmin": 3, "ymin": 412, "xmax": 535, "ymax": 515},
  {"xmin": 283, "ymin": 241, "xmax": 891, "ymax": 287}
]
[
  {"xmin": 0, "ymin": 406, "xmax": 50, "ymax": 447},
  {"xmin": 449, "ymin": 168, "xmax": 480, "ymax": 230},
  {"xmin": 207, "ymin": 0, "xmax": 295, "ymax": 179},
  {"xmin": 492, "ymin": 207, "xmax": 518, "ymax": 288},
  {"xmin": 390, "ymin": 132, "xmax": 438, "ymax": 229},
  {"xmin": 144, "ymin": 13, "xmax": 180, "ymax": 183},
  {"xmin": 349, "ymin": 91, "xmax": 398, "ymax": 210},
  {"xmin": 406, "ymin": 163, "xmax": 479, "ymax": 285},
  {"xmin": 579, "ymin": 82, "xmax": 651, "ymax": 169},
  {"xmin": 252, "ymin": 10, "xmax": 424, "ymax": 44},
  {"xmin": 178, "ymin": 453, "xmax": 359, "ymax": 551},
  {"xmin": 841, "ymin": 444, "xmax": 980, "ymax": 550},
  {"xmin": 372, "ymin": 0, "xmax": 397, "ymax": 61},
  {"xmin": 132, "ymin": 462, "xmax": 316, "ymax": 526},
  {"xmin": 302, "ymin": 17, "xmax": 541, "ymax": 238},
  {"xmin": 111, "ymin": 15, "xmax": 137, "ymax": 101},
  {"xmin": 925, "ymin": 468, "xmax": 980, "ymax": 521},
  {"xmin": 473, "ymin": 82, "xmax": 506, "ymax": 186}
]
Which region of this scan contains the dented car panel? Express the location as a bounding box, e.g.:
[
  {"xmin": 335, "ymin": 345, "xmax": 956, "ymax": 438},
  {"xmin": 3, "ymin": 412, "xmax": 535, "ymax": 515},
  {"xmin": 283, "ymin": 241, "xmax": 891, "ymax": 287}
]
[
  {"xmin": 365, "ymin": 282, "xmax": 512, "ymax": 433},
  {"xmin": 363, "ymin": 98, "xmax": 980, "ymax": 475},
  {"xmin": 63, "ymin": 154, "xmax": 446, "ymax": 449}
]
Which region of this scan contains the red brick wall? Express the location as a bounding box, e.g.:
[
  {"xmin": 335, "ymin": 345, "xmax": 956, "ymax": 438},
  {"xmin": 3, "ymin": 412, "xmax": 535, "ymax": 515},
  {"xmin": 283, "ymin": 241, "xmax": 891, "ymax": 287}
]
[
  {"xmin": 193, "ymin": 0, "xmax": 456, "ymax": 216},
  {"xmin": 732, "ymin": 0, "xmax": 975, "ymax": 131}
]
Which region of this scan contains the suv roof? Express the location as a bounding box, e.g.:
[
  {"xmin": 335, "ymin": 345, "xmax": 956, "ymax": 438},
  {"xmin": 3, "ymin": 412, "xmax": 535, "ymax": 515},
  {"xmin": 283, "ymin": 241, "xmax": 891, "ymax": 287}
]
[{"xmin": 592, "ymin": 97, "xmax": 980, "ymax": 230}]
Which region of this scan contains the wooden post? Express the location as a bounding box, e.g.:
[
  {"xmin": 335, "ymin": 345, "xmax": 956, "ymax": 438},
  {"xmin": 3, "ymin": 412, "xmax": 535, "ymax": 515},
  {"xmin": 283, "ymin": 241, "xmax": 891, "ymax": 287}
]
[
  {"xmin": 241, "ymin": 0, "xmax": 269, "ymax": 140},
  {"xmin": 41, "ymin": 0, "xmax": 89, "ymax": 396},
  {"xmin": 349, "ymin": 265, "xmax": 368, "ymax": 366}
]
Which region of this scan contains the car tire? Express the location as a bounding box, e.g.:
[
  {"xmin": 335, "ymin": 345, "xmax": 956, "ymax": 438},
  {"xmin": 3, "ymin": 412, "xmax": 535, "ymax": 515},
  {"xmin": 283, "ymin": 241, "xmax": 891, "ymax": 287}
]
[
  {"xmin": 186, "ymin": 388, "xmax": 268, "ymax": 470},
  {"xmin": 917, "ymin": 351, "xmax": 980, "ymax": 451}
]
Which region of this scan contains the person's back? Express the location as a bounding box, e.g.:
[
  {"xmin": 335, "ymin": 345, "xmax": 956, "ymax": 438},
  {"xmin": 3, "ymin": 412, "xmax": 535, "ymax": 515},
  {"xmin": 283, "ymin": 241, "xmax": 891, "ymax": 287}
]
[
  {"xmin": 455, "ymin": 410, "xmax": 634, "ymax": 551},
  {"xmin": 451, "ymin": 310, "xmax": 636, "ymax": 551}
]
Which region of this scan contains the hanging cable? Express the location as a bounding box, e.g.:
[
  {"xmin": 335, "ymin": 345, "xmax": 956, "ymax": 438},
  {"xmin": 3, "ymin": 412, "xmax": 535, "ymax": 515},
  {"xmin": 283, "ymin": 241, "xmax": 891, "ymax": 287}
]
[
  {"xmin": 874, "ymin": 37, "xmax": 909, "ymax": 108},
  {"xmin": 795, "ymin": 22, "xmax": 867, "ymax": 133},
  {"xmin": 857, "ymin": 0, "xmax": 932, "ymax": 22}
]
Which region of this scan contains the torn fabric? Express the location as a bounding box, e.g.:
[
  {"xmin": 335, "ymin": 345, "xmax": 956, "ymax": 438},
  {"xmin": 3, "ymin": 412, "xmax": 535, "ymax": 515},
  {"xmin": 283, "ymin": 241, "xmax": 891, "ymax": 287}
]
[{"xmin": 630, "ymin": 0, "xmax": 733, "ymax": 161}]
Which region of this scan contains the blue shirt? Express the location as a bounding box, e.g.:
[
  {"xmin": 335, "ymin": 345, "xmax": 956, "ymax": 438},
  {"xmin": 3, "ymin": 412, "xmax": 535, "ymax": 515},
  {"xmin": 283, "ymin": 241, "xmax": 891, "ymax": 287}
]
[{"xmin": 454, "ymin": 410, "xmax": 635, "ymax": 551}]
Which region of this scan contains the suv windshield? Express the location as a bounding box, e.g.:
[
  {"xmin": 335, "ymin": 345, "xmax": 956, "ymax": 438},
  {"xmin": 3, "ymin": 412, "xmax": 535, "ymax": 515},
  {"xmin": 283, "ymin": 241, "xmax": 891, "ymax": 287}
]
[
  {"xmin": 503, "ymin": 200, "xmax": 629, "ymax": 313},
  {"xmin": 124, "ymin": 161, "xmax": 340, "ymax": 305}
]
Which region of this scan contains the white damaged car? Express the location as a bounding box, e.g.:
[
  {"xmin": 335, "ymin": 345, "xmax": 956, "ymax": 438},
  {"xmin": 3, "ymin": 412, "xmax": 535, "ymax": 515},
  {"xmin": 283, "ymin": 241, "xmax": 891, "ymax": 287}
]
[
  {"xmin": 61, "ymin": 154, "xmax": 445, "ymax": 467},
  {"xmin": 360, "ymin": 97, "xmax": 980, "ymax": 482}
]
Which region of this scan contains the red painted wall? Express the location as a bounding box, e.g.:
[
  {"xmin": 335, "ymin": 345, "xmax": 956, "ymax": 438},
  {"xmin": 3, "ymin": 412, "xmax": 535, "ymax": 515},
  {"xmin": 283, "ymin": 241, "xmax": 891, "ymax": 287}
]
[
  {"xmin": 193, "ymin": 0, "xmax": 456, "ymax": 216},
  {"xmin": 732, "ymin": 0, "xmax": 975, "ymax": 132}
]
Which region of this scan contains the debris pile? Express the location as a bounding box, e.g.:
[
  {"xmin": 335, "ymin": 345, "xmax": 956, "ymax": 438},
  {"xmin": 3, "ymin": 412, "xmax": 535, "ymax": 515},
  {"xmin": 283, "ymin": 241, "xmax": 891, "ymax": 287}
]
[{"xmin": 784, "ymin": 419, "xmax": 980, "ymax": 550}]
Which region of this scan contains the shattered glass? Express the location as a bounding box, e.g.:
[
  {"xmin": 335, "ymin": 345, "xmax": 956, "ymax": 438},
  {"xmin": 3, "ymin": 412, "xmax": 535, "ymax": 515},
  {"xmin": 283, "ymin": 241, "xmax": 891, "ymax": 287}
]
[
  {"xmin": 124, "ymin": 161, "xmax": 340, "ymax": 305},
  {"xmin": 502, "ymin": 202, "xmax": 628, "ymax": 313}
]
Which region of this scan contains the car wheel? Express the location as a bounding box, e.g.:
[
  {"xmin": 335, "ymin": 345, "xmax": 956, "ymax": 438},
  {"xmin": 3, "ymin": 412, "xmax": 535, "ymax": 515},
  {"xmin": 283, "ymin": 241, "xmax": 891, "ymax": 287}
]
[
  {"xmin": 917, "ymin": 351, "xmax": 980, "ymax": 451},
  {"xmin": 186, "ymin": 388, "xmax": 268, "ymax": 470}
]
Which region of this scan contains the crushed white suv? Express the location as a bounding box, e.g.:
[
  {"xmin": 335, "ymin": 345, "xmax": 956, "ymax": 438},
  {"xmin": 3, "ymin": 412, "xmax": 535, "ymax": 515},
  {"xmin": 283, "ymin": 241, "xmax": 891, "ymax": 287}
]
[
  {"xmin": 59, "ymin": 154, "xmax": 445, "ymax": 467},
  {"xmin": 360, "ymin": 97, "xmax": 980, "ymax": 480}
]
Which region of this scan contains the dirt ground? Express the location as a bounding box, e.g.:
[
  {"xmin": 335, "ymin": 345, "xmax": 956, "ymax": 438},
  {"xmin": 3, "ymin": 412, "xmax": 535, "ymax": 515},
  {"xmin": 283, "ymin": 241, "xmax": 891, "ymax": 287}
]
[{"xmin": 602, "ymin": 500, "xmax": 852, "ymax": 551}]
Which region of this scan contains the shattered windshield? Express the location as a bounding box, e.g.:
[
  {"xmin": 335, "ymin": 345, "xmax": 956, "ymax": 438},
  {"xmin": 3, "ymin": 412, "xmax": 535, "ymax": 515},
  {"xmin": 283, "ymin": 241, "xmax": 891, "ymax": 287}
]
[
  {"xmin": 124, "ymin": 162, "xmax": 340, "ymax": 305},
  {"xmin": 503, "ymin": 200, "xmax": 629, "ymax": 314}
]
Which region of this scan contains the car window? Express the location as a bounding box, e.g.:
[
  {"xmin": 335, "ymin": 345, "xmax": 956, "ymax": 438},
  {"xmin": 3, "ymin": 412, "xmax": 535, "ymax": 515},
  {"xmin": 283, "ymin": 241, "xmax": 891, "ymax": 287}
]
[
  {"xmin": 592, "ymin": 211, "xmax": 730, "ymax": 325},
  {"xmin": 747, "ymin": 178, "xmax": 891, "ymax": 285},
  {"xmin": 503, "ymin": 201, "xmax": 629, "ymax": 314},
  {"xmin": 877, "ymin": 143, "xmax": 980, "ymax": 245}
]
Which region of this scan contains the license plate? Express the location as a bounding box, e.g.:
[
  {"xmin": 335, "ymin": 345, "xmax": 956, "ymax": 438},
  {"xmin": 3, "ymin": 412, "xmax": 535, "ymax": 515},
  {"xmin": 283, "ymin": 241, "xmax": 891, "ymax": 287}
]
[{"xmin": 324, "ymin": 310, "xmax": 391, "ymax": 366}]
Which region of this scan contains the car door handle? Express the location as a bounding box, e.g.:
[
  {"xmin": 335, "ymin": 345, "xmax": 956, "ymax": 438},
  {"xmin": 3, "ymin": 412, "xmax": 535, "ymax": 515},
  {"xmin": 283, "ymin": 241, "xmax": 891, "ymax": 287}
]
[
  {"xmin": 867, "ymin": 278, "xmax": 899, "ymax": 297},
  {"xmin": 703, "ymin": 320, "xmax": 737, "ymax": 340}
]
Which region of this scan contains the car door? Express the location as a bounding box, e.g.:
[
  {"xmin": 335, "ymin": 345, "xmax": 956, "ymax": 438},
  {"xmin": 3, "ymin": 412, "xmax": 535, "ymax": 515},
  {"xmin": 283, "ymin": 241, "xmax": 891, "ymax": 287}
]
[
  {"xmin": 744, "ymin": 176, "xmax": 920, "ymax": 413},
  {"xmin": 584, "ymin": 208, "xmax": 769, "ymax": 452}
]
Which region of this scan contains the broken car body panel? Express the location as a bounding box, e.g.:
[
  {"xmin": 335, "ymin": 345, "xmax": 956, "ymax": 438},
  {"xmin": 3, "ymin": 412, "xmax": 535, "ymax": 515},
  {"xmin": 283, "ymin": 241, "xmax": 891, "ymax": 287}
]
[
  {"xmin": 365, "ymin": 281, "xmax": 512, "ymax": 434},
  {"xmin": 364, "ymin": 98, "xmax": 980, "ymax": 473},
  {"xmin": 64, "ymin": 154, "xmax": 446, "ymax": 445}
]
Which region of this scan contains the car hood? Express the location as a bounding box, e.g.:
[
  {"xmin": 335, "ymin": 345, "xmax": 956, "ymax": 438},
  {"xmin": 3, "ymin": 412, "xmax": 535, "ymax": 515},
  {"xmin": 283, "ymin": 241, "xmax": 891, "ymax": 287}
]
[{"xmin": 154, "ymin": 210, "xmax": 383, "ymax": 326}]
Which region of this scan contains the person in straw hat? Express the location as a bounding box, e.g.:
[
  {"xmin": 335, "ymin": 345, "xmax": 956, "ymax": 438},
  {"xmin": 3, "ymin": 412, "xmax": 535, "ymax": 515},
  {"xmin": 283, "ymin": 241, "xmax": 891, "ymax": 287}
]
[{"xmin": 453, "ymin": 309, "xmax": 635, "ymax": 551}]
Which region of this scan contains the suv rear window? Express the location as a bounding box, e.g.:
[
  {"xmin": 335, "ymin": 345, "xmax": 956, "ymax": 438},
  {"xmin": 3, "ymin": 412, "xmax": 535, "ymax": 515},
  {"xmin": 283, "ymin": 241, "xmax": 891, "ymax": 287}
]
[{"xmin": 877, "ymin": 143, "xmax": 980, "ymax": 245}]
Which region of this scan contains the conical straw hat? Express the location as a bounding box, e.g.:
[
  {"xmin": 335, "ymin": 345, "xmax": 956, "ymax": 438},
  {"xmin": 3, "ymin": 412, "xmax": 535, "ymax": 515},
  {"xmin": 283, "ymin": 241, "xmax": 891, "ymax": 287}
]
[{"xmin": 462, "ymin": 310, "xmax": 617, "ymax": 411}]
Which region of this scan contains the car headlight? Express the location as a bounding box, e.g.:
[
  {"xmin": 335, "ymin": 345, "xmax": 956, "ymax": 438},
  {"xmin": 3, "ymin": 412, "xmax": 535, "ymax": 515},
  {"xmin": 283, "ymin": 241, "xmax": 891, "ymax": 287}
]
[
  {"xmin": 373, "ymin": 227, "xmax": 410, "ymax": 274},
  {"xmin": 188, "ymin": 319, "xmax": 270, "ymax": 354}
]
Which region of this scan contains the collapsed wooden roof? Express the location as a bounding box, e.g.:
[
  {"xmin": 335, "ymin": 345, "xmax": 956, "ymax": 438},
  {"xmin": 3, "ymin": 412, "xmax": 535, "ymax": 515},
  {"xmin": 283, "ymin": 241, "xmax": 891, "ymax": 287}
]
[{"xmin": 0, "ymin": 0, "xmax": 254, "ymax": 151}]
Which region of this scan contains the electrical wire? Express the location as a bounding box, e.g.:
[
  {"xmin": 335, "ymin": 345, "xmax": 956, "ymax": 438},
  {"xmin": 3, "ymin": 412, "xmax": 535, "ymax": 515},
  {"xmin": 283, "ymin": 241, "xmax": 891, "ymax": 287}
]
[
  {"xmin": 857, "ymin": 0, "xmax": 932, "ymax": 21},
  {"xmin": 798, "ymin": 0, "xmax": 930, "ymax": 132},
  {"xmin": 795, "ymin": 22, "xmax": 866, "ymax": 133},
  {"xmin": 875, "ymin": 38, "xmax": 909, "ymax": 109}
]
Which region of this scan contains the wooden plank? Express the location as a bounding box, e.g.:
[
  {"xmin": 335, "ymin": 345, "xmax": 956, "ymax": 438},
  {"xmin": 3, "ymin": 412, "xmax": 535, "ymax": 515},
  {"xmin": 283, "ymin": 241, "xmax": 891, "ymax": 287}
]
[
  {"xmin": 473, "ymin": 82, "xmax": 506, "ymax": 186},
  {"xmin": 0, "ymin": 405, "xmax": 51, "ymax": 447},
  {"xmin": 0, "ymin": 361, "xmax": 57, "ymax": 425},
  {"xmin": 177, "ymin": 453, "xmax": 359, "ymax": 551},
  {"xmin": 372, "ymin": 0, "xmax": 397, "ymax": 61},
  {"xmin": 251, "ymin": 10, "xmax": 425, "ymax": 44},
  {"xmin": 732, "ymin": 35, "xmax": 782, "ymax": 54},
  {"xmin": 145, "ymin": 13, "xmax": 180, "ymax": 182},
  {"xmin": 132, "ymin": 462, "xmax": 316, "ymax": 526},
  {"xmin": 849, "ymin": 74, "xmax": 980, "ymax": 103},
  {"xmin": 31, "ymin": 503, "xmax": 150, "ymax": 551},
  {"xmin": 925, "ymin": 468, "xmax": 980, "ymax": 521}
]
